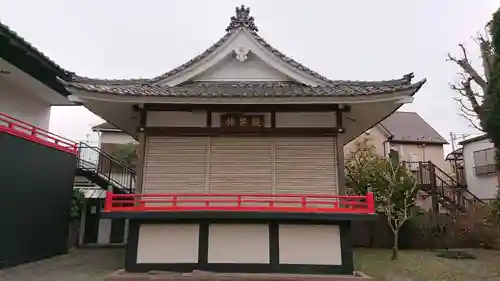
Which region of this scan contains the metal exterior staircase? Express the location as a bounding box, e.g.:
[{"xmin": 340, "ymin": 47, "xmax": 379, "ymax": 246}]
[
  {"xmin": 76, "ymin": 142, "xmax": 136, "ymax": 194},
  {"xmin": 403, "ymin": 161, "xmax": 483, "ymax": 213}
]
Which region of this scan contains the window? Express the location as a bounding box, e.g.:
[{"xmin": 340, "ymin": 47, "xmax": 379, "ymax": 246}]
[
  {"xmin": 473, "ymin": 148, "xmax": 497, "ymax": 175},
  {"xmin": 408, "ymin": 153, "xmax": 419, "ymax": 171}
]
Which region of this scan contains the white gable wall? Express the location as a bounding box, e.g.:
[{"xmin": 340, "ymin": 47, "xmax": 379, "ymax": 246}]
[
  {"xmin": 194, "ymin": 53, "xmax": 291, "ymax": 82},
  {"xmin": 99, "ymin": 131, "xmax": 135, "ymax": 145},
  {"xmin": 462, "ymin": 139, "xmax": 498, "ymax": 200},
  {"xmin": 0, "ymin": 79, "xmax": 51, "ymax": 130},
  {"xmin": 155, "ymin": 29, "xmax": 327, "ymax": 87}
]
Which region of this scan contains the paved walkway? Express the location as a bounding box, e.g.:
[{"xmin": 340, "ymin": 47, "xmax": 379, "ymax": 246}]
[{"xmin": 0, "ymin": 248, "xmax": 123, "ymax": 281}]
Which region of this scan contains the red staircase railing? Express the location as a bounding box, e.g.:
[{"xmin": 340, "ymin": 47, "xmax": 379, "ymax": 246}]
[
  {"xmin": 0, "ymin": 112, "xmax": 78, "ymax": 155},
  {"xmin": 104, "ymin": 192, "xmax": 376, "ymax": 214}
]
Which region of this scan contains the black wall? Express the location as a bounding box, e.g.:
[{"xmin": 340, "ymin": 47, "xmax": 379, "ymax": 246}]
[{"xmin": 0, "ymin": 133, "xmax": 77, "ymax": 268}]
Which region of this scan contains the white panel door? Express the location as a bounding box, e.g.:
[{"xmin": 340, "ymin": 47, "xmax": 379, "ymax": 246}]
[
  {"xmin": 209, "ymin": 137, "xmax": 273, "ymax": 193},
  {"xmin": 143, "ymin": 136, "xmax": 208, "ymax": 193},
  {"xmin": 274, "ymin": 137, "xmax": 337, "ymax": 195}
]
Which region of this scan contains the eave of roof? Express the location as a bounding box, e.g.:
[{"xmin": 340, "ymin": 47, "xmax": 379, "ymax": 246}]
[
  {"xmin": 0, "ymin": 20, "xmax": 72, "ymax": 79},
  {"xmin": 64, "ymin": 80, "xmax": 426, "ymax": 98},
  {"xmin": 459, "ymin": 134, "xmax": 489, "ymax": 145},
  {"xmin": 91, "ymin": 122, "xmax": 119, "ymax": 132},
  {"xmin": 390, "ymin": 139, "xmax": 448, "ymax": 145},
  {"xmin": 0, "ymin": 20, "xmax": 73, "ymax": 97}
]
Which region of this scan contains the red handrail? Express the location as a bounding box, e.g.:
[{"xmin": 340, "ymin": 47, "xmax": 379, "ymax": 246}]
[
  {"xmin": 104, "ymin": 192, "xmax": 376, "ymax": 214},
  {"xmin": 0, "ymin": 112, "xmax": 78, "ymax": 155}
]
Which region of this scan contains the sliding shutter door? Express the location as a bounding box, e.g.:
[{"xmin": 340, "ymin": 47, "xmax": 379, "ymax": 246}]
[
  {"xmin": 142, "ymin": 136, "xmax": 208, "ymax": 194},
  {"xmin": 274, "ymin": 137, "xmax": 337, "ymax": 195},
  {"xmin": 209, "ymin": 137, "xmax": 273, "ymax": 193}
]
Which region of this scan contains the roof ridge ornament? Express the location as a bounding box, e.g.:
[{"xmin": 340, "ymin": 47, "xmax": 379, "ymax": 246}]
[{"xmin": 226, "ymin": 5, "xmax": 259, "ymax": 33}]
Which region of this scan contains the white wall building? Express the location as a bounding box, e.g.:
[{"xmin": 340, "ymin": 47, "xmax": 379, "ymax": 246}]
[
  {"xmin": 0, "ymin": 22, "xmax": 74, "ymax": 130},
  {"xmin": 460, "ymin": 134, "xmax": 498, "ymax": 200}
]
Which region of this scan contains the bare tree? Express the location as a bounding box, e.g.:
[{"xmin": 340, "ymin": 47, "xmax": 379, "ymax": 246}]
[
  {"xmin": 448, "ymin": 9, "xmax": 500, "ymax": 204},
  {"xmin": 447, "ymin": 32, "xmax": 494, "ymax": 130},
  {"xmin": 378, "ymin": 160, "xmax": 420, "ymax": 260}
]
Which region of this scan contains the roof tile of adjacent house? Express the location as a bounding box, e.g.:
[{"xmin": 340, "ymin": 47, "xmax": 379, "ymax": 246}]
[
  {"xmin": 380, "ymin": 112, "xmax": 448, "ymax": 144},
  {"xmin": 92, "ymin": 122, "xmax": 120, "ymax": 132}
]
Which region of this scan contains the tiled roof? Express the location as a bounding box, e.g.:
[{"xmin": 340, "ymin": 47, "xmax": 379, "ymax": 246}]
[
  {"xmin": 66, "ymin": 80, "xmax": 425, "ymax": 98},
  {"xmin": 446, "ymin": 147, "xmax": 463, "ymax": 161},
  {"xmin": 67, "ymin": 5, "xmax": 422, "ymax": 90},
  {"xmin": 380, "ymin": 112, "xmax": 448, "ymax": 144},
  {"xmin": 0, "ymin": 20, "xmax": 72, "ymax": 78},
  {"xmin": 92, "ymin": 122, "xmax": 119, "ymax": 131}
]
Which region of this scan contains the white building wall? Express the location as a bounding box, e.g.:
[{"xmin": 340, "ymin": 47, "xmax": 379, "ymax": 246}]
[
  {"xmin": 463, "ymin": 138, "xmax": 498, "ymax": 200},
  {"xmin": 99, "ymin": 132, "xmax": 135, "ymax": 145},
  {"xmin": 0, "ymin": 80, "xmax": 51, "ymax": 130}
]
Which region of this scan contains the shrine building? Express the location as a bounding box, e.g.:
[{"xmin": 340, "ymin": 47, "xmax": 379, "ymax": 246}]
[{"xmin": 61, "ymin": 5, "xmax": 425, "ymax": 279}]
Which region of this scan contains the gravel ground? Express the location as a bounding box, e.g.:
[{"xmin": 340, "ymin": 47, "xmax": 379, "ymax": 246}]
[
  {"xmin": 0, "ymin": 248, "xmax": 123, "ymax": 281},
  {"xmin": 2, "ymin": 247, "xmax": 499, "ymax": 281}
]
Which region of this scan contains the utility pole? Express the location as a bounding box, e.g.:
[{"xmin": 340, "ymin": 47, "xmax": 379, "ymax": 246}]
[
  {"xmin": 449, "ymin": 132, "xmax": 463, "ymax": 208},
  {"xmin": 450, "ymin": 132, "xmax": 458, "ymax": 178},
  {"xmin": 450, "ymin": 132, "xmax": 466, "ymax": 183}
]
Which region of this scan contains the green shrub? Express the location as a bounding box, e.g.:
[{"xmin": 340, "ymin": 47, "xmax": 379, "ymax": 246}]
[{"xmin": 70, "ymin": 189, "xmax": 85, "ymax": 220}]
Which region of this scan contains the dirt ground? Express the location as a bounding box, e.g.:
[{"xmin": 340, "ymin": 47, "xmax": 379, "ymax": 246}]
[
  {"xmin": 355, "ymin": 248, "xmax": 500, "ymax": 281},
  {"xmin": 1, "ymin": 248, "xmax": 500, "ymax": 281},
  {"xmin": 0, "ymin": 248, "xmax": 123, "ymax": 281}
]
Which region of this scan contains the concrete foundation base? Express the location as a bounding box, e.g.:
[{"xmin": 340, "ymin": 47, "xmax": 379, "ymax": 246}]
[{"xmin": 106, "ymin": 269, "xmax": 373, "ymax": 281}]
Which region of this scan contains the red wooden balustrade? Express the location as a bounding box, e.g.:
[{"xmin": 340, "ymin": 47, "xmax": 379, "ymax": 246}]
[
  {"xmin": 104, "ymin": 192, "xmax": 376, "ymax": 214},
  {"xmin": 0, "ymin": 112, "xmax": 78, "ymax": 155}
]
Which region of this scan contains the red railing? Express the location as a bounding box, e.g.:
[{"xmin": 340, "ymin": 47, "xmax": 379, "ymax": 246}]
[
  {"xmin": 0, "ymin": 112, "xmax": 78, "ymax": 155},
  {"xmin": 104, "ymin": 192, "xmax": 376, "ymax": 214}
]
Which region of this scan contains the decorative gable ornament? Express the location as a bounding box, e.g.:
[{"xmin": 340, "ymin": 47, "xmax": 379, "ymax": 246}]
[
  {"xmin": 226, "ymin": 5, "xmax": 259, "ymax": 32},
  {"xmin": 234, "ymin": 46, "xmax": 250, "ymax": 62}
]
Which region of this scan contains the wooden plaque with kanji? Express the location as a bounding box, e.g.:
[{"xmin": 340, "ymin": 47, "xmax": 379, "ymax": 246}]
[{"xmin": 220, "ymin": 113, "xmax": 265, "ymax": 130}]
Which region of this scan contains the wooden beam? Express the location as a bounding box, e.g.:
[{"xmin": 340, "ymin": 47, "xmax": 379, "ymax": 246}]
[
  {"xmin": 144, "ymin": 127, "xmax": 341, "ymax": 136},
  {"xmin": 143, "ymin": 103, "xmax": 351, "ymax": 112}
]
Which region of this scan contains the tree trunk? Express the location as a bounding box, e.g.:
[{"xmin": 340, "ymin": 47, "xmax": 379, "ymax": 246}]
[{"xmin": 391, "ymin": 229, "xmax": 400, "ymax": 260}]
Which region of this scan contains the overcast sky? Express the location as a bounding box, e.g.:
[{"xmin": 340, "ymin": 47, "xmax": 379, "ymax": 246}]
[{"xmin": 0, "ymin": 0, "xmax": 498, "ymax": 151}]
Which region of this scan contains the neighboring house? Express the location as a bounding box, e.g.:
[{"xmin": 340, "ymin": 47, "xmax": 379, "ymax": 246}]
[
  {"xmin": 1, "ymin": 20, "xmax": 136, "ymax": 252},
  {"xmin": 0, "ymin": 22, "xmax": 73, "ymax": 129},
  {"xmin": 91, "ymin": 122, "xmax": 137, "ymax": 193},
  {"xmin": 60, "ymin": 5, "xmax": 424, "ymax": 277},
  {"xmin": 72, "ymin": 122, "xmax": 137, "ymax": 247},
  {"xmin": 344, "ymin": 111, "xmax": 473, "ymax": 213},
  {"xmin": 460, "ymin": 134, "xmax": 498, "ymax": 200},
  {"xmin": 0, "ymin": 21, "xmax": 77, "ymax": 267},
  {"xmin": 445, "ymin": 147, "xmax": 465, "ymax": 184},
  {"xmin": 344, "ymin": 111, "xmax": 448, "ymax": 171},
  {"xmin": 92, "ymin": 122, "xmax": 136, "ymax": 152}
]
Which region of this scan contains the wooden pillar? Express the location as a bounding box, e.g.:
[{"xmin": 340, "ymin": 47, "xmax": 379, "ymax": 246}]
[
  {"xmin": 135, "ymin": 132, "xmax": 147, "ymax": 194},
  {"xmin": 335, "ymin": 109, "xmax": 345, "ymax": 195},
  {"xmin": 78, "ymin": 201, "xmax": 87, "ymax": 247},
  {"xmin": 335, "ymin": 137, "xmax": 345, "ymax": 195},
  {"xmin": 134, "ymin": 107, "xmax": 148, "ymax": 194},
  {"xmin": 428, "ymin": 161, "xmax": 439, "ymax": 213},
  {"xmin": 123, "ymin": 219, "xmax": 130, "ymax": 243}
]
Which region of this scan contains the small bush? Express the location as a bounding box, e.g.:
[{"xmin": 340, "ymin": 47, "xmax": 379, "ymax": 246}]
[{"xmin": 70, "ymin": 189, "xmax": 85, "ymax": 220}]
